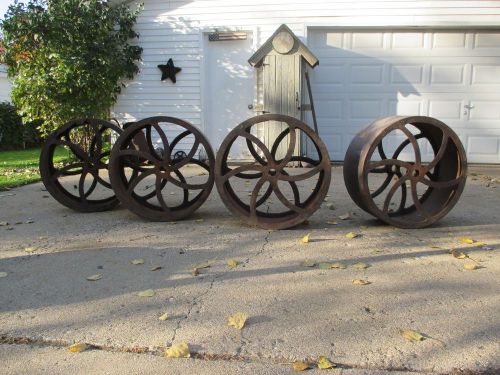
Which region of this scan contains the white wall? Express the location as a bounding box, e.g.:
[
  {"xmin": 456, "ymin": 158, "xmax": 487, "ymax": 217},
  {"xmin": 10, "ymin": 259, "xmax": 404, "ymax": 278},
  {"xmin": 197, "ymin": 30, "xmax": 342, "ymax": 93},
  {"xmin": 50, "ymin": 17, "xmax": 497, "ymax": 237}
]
[
  {"xmin": 112, "ymin": 0, "xmax": 500, "ymax": 134},
  {"xmin": 0, "ymin": 66, "xmax": 11, "ymax": 102}
]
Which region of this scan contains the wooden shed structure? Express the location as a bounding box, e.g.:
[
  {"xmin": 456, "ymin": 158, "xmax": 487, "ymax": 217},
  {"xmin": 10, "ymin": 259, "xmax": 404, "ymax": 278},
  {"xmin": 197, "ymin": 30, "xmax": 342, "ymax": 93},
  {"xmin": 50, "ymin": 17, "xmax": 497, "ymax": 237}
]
[{"xmin": 248, "ymin": 24, "xmax": 319, "ymax": 159}]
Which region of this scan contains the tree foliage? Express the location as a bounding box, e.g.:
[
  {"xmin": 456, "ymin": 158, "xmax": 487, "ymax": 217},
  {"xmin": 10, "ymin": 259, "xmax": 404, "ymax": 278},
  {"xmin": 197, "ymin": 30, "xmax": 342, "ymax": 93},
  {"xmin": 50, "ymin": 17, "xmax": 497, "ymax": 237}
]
[{"xmin": 0, "ymin": 0, "xmax": 142, "ymax": 135}]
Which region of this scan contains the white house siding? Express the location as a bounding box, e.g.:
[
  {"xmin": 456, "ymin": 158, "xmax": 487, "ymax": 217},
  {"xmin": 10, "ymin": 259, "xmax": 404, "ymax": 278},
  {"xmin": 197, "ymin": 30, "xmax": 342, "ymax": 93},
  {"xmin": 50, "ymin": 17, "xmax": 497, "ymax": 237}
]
[
  {"xmin": 112, "ymin": 0, "xmax": 500, "ymax": 163},
  {"xmin": 0, "ymin": 66, "xmax": 12, "ymax": 102}
]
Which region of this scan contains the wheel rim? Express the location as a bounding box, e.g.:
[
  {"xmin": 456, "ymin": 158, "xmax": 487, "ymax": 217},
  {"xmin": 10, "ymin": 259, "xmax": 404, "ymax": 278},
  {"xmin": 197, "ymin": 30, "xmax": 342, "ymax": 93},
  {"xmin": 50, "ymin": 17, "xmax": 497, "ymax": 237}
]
[
  {"xmin": 215, "ymin": 114, "xmax": 331, "ymax": 230},
  {"xmin": 344, "ymin": 116, "xmax": 467, "ymax": 228},
  {"xmin": 109, "ymin": 116, "xmax": 215, "ymax": 221},
  {"xmin": 40, "ymin": 118, "xmax": 122, "ymax": 212}
]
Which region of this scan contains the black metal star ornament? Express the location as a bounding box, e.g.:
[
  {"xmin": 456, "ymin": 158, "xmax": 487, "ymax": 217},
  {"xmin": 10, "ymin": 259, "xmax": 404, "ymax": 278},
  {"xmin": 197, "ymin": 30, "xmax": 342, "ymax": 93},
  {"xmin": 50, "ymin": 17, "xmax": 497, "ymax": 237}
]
[{"xmin": 158, "ymin": 58, "xmax": 182, "ymax": 83}]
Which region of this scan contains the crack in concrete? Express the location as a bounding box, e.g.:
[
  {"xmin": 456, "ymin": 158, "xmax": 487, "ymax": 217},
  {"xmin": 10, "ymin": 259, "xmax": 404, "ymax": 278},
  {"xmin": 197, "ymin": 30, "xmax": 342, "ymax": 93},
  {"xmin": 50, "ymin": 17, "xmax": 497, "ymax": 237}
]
[{"xmin": 4, "ymin": 334, "xmax": 495, "ymax": 374}]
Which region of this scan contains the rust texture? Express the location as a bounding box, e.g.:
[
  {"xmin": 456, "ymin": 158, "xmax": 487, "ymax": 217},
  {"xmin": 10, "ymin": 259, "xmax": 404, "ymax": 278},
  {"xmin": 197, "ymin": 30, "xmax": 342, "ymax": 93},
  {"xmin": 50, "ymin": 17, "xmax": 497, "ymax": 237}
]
[
  {"xmin": 39, "ymin": 118, "xmax": 122, "ymax": 212},
  {"xmin": 343, "ymin": 116, "xmax": 467, "ymax": 228},
  {"xmin": 108, "ymin": 116, "xmax": 215, "ymax": 221},
  {"xmin": 215, "ymin": 114, "xmax": 331, "ymax": 230}
]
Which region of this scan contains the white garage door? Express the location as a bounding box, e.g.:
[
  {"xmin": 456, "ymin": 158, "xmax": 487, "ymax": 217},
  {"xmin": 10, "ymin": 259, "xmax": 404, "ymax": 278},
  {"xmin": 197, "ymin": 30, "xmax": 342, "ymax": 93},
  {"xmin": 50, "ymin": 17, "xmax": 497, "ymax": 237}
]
[{"xmin": 307, "ymin": 29, "xmax": 500, "ymax": 164}]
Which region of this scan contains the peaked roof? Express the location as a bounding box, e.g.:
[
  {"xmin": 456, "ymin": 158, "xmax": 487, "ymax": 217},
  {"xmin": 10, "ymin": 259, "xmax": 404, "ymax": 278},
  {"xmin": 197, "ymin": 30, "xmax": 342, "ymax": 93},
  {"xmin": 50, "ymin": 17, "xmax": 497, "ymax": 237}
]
[{"xmin": 248, "ymin": 24, "xmax": 318, "ymax": 68}]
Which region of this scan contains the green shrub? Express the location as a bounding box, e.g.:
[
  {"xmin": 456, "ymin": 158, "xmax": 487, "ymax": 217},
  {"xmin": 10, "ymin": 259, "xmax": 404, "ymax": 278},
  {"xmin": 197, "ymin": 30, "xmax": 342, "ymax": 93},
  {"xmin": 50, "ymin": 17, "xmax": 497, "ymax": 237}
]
[{"xmin": 0, "ymin": 101, "xmax": 42, "ymax": 150}]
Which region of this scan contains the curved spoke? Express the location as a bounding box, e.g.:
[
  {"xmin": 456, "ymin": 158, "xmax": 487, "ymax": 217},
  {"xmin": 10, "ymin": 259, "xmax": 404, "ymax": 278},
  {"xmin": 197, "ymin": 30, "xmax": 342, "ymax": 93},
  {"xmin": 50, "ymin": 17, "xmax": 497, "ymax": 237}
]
[
  {"xmin": 378, "ymin": 141, "xmax": 388, "ymax": 160},
  {"xmin": 399, "ymin": 126, "xmax": 422, "ymax": 165},
  {"xmin": 127, "ymin": 169, "xmax": 157, "ymax": 193},
  {"xmin": 55, "ymin": 140, "xmax": 89, "ymax": 162},
  {"xmin": 420, "ymin": 176, "xmax": 464, "ymax": 189},
  {"xmin": 220, "ymin": 164, "xmax": 266, "ymax": 182},
  {"xmin": 166, "ymin": 172, "xmax": 211, "ymax": 190},
  {"xmin": 272, "ymin": 183, "xmax": 306, "ymax": 214},
  {"xmin": 367, "ymin": 159, "xmax": 412, "ymax": 172},
  {"xmin": 382, "ymin": 175, "xmax": 408, "ymax": 214},
  {"xmin": 396, "ymin": 172, "xmax": 407, "ymax": 212},
  {"xmin": 170, "ymin": 138, "xmax": 200, "ymax": 170},
  {"xmin": 117, "ymin": 149, "xmax": 161, "ymax": 167},
  {"xmin": 426, "ymin": 134, "xmax": 449, "ymax": 171},
  {"xmin": 146, "ymin": 125, "xmax": 163, "ymax": 161},
  {"xmin": 84, "ymin": 170, "xmax": 99, "ymax": 198},
  {"xmin": 410, "ymin": 180, "xmax": 431, "ymax": 220},
  {"xmin": 249, "ymin": 177, "xmax": 267, "ymax": 218},
  {"xmin": 153, "ymin": 123, "xmax": 171, "ymax": 161},
  {"xmin": 242, "ymin": 130, "xmax": 273, "ymax": 166},
  {"xmin": 156, "ymin": 175, "xmax": 170, "ymax": 212},
  {"xmin": 170, "ymin": 130, "xmax": 191, "ymax": 154},
  {"xmin": 391, "ymin": 133, "xmax": 426, "ymax": 160},
  {"xmin": 52, "ymin": 162, "xmax": 85, "ymax": 179},
  {"xmin": 78, "ymin": 171, "xmax": 91, "ymax": 202},
  {"xmin": 277, "ymin": 126, "xmax": 297, "ymax": 169},
  {"xmin": 371, "ymin": 173, "xmax": 394, "ymax": 199},
  {"xmin": 277, "ymin": 163, "xmax": 323, "ymax": 182}
]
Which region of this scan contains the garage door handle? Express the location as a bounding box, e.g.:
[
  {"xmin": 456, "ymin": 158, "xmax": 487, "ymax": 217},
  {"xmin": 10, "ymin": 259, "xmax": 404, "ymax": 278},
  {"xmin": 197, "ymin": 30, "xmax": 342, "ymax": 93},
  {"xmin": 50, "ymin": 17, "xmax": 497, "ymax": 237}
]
[{"xmin": 464, "ymin": 104, "xmax": 474, "ymax": 110}]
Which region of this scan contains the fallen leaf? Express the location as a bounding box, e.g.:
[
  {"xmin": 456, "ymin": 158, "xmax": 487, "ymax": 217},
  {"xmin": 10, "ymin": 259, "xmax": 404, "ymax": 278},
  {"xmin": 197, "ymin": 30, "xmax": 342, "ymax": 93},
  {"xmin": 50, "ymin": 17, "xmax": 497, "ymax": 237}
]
[
  {"xmin": 301, "ymin": 259, "xmax": 316, "ymax": 267},
  {"xmin": 292, "ymin": 361, "xmax": 310, "ymax": 371},
  {"xmin": 227, "ymin": 259, "xmax": 238, "ymax": 268},
  {"xmin": 150, "ymin": 266, "xmax": 162, "ymax": 271},
  {"xmin": 352, "ymin": 262, "xmax": 370, "ymax": 269},
  {"xmin": 131, "ymin": 258, "xmax": 145, "ymax": 265},
  {"xmin": 463, "ymin": 263, "xmax": 478, "ymax": 270},
  {"xmin": 24, "ymin": 247, "xmax": 36, "ymax": 253},
  {"xmin": 339, "ymin": 213, "xmax": 351, "ymax": 220},
  {"xmin": 330, "ymin": 262, "xmax": 347, "ymax": 269},
  {"xmin": 25, "ymin": 220, "xmax": 34, "ymax": 224},
  {"xmin": 317, "ymin": 355, "xmax": 335, "ymax": 369},
  {"xmin": 86, "ymin": 274, "xmax": 102, "ymax": 281},
  {"xmin": 430, "ymin": 245, "xmax": 441, "ymax": 249},
  {"xmin": 194, "ymin": 260, "xmax": 214, "ymax": 269},
  {"xmin": 326, "ymin": 203, "xmax": 335, "ymax": 210},
  {"xmin": 400, "ymin": 329, "xmax": 425, "ymax": 342},
  {"xmin": 326, "ymin": 220, "xmax": 338, "ymax": 225},
  {"xmin": 0, "ymin": 221, "xmax": 8, "ymax": 226},
  {"xmin": 228, "ymin": 312, "xmax": 248, "ymax": 329},
  {"xmin": 195, "ymin": 219, "xmax": 204, "ymax": 223},
  {"xmin": 345, "ymin": 232, "xmax": 359, "ymax": 239},
  {"xmin": 451, "ymin": 250, "xmax": 467, "ymax": 259},
  {"xmin": 191, "ymin": 268, "xmax": 200, "ymax": 276},
  {"xmin": 137, "ymin": 289, "xmax": 155, "ymax": 297},
  {"xmin": 318, "ymin": 262, "xmax": 332, "ymax": 269},
  {"xmin": 0, "ymin": 272, "xmax": 8, "ymax": 278},
  {"xmin": 352, "ymin": 279, "xmax": 371, "ymax": 285},
  {"xmin": 451, "ymin": 249, "xmax": 480, "ymax": 263},
  {"xmin": 67, "ymin": 342, "xmax": 88, "ymax": 353},
  {"xmin": 165, "ymin": 343, "xmax": 190, "ymax": 358},
  {"xmin": 159, "ymin": 312, "xmax": 169, "ymax": 321},
  {"xmin": 301, "ymin": 233, "xmax": 311, "ymax": 243},
  {"xmin": 459, "ymin": 237, "xmax": 475, "ymax": 244}
]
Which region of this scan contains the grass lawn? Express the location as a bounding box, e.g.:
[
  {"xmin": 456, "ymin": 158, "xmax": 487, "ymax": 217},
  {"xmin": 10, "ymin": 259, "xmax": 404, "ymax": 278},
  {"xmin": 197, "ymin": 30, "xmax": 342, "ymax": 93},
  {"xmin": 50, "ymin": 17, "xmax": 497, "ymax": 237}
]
[{"xmin": 0, "ymin": 147, "xmax": 70, "ymax": 190}]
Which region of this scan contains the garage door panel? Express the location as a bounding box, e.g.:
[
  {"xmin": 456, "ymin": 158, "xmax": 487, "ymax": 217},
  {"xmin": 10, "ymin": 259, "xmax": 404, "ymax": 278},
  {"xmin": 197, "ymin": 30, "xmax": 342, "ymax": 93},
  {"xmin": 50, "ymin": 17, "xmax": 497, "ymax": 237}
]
[{"xmin": 308, "ymin": 29, "xmax": 500, "ymax": 163}]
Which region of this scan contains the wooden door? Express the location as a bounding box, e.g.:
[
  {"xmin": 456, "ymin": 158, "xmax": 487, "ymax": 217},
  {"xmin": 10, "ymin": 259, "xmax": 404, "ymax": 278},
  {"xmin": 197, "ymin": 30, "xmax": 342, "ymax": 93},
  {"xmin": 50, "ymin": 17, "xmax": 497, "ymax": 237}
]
[{"xmin": 260, "ymin": 53, "xmax": 301, "ymax": 161}]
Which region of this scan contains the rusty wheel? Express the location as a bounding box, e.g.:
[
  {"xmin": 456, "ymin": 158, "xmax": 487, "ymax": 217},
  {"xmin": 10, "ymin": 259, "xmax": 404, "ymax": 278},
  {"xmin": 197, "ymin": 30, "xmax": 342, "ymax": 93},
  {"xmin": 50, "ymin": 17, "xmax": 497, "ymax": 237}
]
[
  {"xmin": 108, "ymin": 116, "xmax": 215, "ymax": 221},
  {"xmin": 215, "ymin": 114, "xmax": 331, "ymax": 230},
  {"xmin": 40, "ymin": 118, "xmax": 122, "ymax": 212},
  {"xmin": 344, "ymin": 116, "xmax": 467, "ymax": 228}
]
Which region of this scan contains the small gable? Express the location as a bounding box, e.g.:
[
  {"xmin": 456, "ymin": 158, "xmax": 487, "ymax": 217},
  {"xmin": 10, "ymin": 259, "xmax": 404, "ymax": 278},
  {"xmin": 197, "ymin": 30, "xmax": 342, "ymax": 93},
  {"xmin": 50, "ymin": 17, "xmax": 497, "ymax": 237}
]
[{"xmin": 248, "ymin": 24, "xmax": 319, "ymax": 68}]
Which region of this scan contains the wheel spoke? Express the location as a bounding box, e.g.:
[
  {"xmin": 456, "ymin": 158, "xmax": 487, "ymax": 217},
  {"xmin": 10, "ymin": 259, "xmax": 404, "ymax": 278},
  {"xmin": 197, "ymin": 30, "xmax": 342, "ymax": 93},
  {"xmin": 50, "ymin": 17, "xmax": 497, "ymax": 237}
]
[
  {"xmin": 277, "ymin": 163, "xmax": 322, "ymax": 182},
  {"xmin": 242, "ymin": 129, "xmax": 273, "ymax": 166},
  {"xmin": 420, "ymin": 176, "xmax": 464, "ymax": 189},
  {"xmin": 382, "ymin": 175, "xmax": 408, "ymax": 214},
  {"xmin": 410, "ymin": 180, "xmax": 431, "ymax": 220},
  {"xmin": 368, "ymin": 159, "xmax": 412, "ymax": 172},
  {"xmin": 426, "ymin": 134, "xmax": 449, "ymax": 171},
  {"xmin": 371, "ymin": 173, "xmax": 394, "ymax": 199},
  {"xmin": 400, "ymin": 126, "xmax": 422, "ymax": 165},
  {"xmin": 220, "ymin": 164, "xmax": 266, "ymax": 182},
  {"xmin": 272, "ymin": 183, "xmax": 306, "ymax": 214}
]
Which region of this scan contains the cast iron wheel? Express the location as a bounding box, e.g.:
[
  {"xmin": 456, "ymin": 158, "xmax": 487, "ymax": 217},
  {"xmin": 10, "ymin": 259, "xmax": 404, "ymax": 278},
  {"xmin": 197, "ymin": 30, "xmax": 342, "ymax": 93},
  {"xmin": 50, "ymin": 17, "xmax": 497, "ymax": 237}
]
[
  {"xmin": 215, "ymin": 114, "xmax": 331, "ymax": 230},
  {"xmin": 39, "ymin": 118, "xmax": 122, "ymax": 212},
  {"xmin": 108, "ymin": 116, "xmax": 215, "ymax": 221},
  {"xmin": 343, "ymin": 116, "xmax": 467, "ymax": 228}
]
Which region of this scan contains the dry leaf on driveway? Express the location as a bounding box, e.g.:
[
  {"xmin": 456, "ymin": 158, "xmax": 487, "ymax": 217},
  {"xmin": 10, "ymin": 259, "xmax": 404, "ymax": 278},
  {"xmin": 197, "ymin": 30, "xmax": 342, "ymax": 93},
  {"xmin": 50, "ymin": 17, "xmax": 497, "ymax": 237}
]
[
  {"xmin": 352, "ymin": 262, "xmax": 370, "ymax": 269},
  {"xmin": 352, "ymin": 279, "xmax": 371, "ymax": 285},
  {"xmin": 301, "ymin": 233, "xmax": 311, "ymax": 243},
  {"xmin": 0, "ymin": 272, "xmax": 8, "ymax": 278},
  {"xmin": 165, "ymin": 343, "xmax": 190, "ymax": 358},
  {"xmin": 227, "ymin": 259, "xmax": 238, "ymax": 268},
  {"xmin": 228, "ymin": 312, "xmax": 248, "ymax": 329},
  {"xmin": 137, "ymin": 289, "xmax": 155, "ymax": 297},
  {"xmin": 317, "ymin": 355, "xmax": 335, "ymax": 369},
  {"xmin": 86, "ymin": 274, "xmax": 102, "ymax": 281},
  {"xmin": 345, "ymin": 232, "xmax": 359, "ymax": 239},
  {"xmin": 339, "ymin": 213, "xmax": 351, "ymax": 220},
  {"xmin": 67, "ymin": 343, "xmax": 88, "ymax": 353},
  {"xmin": 159, "ymin": 312, "xmax": 169, "ymax": 321},
  {"xmin": 400, "ymin": 329, "xmax": 425, "ymax": 342},
  {"xmin": 463, "ymin": 263, "xmax": 478, "ymax": 270},
  {"xmin": 292, "ymin": 361, "xmax": 310, "ymax": 371},
  {"xmin": 131, "ymin": 259, "xmax": 145, "ymax": 265}
]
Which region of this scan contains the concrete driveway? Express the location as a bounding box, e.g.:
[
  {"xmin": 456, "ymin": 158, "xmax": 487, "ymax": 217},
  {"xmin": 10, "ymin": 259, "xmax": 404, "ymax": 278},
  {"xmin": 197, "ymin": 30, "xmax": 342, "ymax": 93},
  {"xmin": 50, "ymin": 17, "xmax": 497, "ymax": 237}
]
[{"xmin": 0, "ymin": 166, "xmax": 499, "ymax": 374}]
